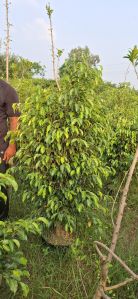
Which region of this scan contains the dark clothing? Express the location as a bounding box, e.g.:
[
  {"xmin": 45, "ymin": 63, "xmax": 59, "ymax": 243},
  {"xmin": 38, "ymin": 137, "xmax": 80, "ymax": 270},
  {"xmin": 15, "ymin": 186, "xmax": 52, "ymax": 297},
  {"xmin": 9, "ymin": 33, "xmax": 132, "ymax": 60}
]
[
  {"xmin": 0, "ymin": 152, "xmax": 9, "ymax": 220},
  {"xmin": 0, "ymin": 79, "xmax": 20, "ymax": 151},
  {"xmin": 0, "ymin": 79, "xmax": 20, "ymax": 220}
]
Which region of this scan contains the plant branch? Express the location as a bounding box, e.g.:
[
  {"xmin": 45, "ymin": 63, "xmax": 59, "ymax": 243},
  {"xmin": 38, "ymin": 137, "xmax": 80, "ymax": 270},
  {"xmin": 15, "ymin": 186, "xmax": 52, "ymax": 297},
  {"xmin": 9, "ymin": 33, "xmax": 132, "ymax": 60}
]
[
  {"xmin": 93, "ymin": 146, "xmax": 138, "ymax": 299},
  {"xmin": 101, "ymin": 291, "xmax": 111, "ymax": 299},
  {"xmin": 107, "ymin": 146, "xmax": 138, "ymax": 263},
  {"xmin": 95, "ymin": 244, "xmax": 106, "ymax": 262},
  {"xmin": 111, "ymin": 171, "xmax": 128, "ymax": 227},
  {"xmin": 105, "ymin": 278, "xmax": 134, "ymax": 291},
  {"xmin": 95, "ymin": 241, "xmax": 138, "ymax": 279}
]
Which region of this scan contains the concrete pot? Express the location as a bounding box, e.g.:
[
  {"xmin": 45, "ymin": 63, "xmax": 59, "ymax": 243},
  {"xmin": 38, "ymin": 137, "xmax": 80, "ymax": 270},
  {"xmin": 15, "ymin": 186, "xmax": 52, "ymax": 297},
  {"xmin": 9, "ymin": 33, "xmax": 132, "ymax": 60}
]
[{"xmin": 42, "ymin": 223, "xmax": 75, "ymax": 246}]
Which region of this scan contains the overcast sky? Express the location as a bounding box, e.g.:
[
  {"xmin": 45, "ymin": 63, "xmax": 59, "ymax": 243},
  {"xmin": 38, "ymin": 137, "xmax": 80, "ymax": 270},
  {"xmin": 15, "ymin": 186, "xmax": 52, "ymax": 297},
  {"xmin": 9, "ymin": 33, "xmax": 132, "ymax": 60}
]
[{"xmin": 0, "ymin": 0, "xmax": 138, "ymax": 87}]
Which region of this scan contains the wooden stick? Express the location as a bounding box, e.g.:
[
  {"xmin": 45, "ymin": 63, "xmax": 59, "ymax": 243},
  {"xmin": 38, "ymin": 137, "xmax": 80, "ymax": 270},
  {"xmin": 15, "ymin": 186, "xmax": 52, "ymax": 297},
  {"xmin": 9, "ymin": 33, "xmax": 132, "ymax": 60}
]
[
  {"xmin": 111, "ymin": 171, "xmax": 128, "ymax": 227},
  {"xmin": 95, "ymin": 241, "xmax": 138, "ymax": 279},
  {"xmin": 108, "ymin": 146, "xmax": 138, "ymax": 264},
  {"xmin": 101, "ymin": 292, "xmax": 111, "ymax": 299},
  {"xmin": 93, "ymin": 146, "xmax": 138, "ymax": 299},
  {"xmin": 105, "ymin": 278, "xmax": 134, "ymax": 291}
]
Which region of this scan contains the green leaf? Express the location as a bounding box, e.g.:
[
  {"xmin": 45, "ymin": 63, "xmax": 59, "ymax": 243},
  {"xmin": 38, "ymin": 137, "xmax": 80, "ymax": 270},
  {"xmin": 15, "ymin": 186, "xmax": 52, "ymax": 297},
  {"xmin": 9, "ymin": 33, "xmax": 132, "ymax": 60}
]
[
  {"xmin": 19, "ymin": 257, "xmax": 27, "ymax": 266},
  {"xmin": 2, "ymin": 244, "xmax": 10, "ymax": 252},
  {"xmin": 13, "ymin": 239, "xmax": 20, "ymax": 248},
  {"xmin": 40, "ymin": 145, "xmax": 45, "ymax": 154},
  {"xmin": 20, "ymin": 282, "xmax": 29, "ymax": 297},
  {"xmin": 0, "ymin": 191, "xmax": 7, "ymax": 202},
  {"xmin": 37, "ymin": 217, "xmax": 49, "ymax": 226},
  {"xmin": 7, "ymin": 278, "xmax": 18, "ymax": 295}
]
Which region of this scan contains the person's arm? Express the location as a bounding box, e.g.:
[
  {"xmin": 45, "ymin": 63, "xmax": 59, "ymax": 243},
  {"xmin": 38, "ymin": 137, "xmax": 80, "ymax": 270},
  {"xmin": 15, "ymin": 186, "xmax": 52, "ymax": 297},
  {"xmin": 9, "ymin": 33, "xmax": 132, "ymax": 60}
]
[
  {"xmin": 3, "ymin": 117, "xmax": 19, "ymax": 163},
  {"xmin": 3, "ymin": 84, "xmax": 20, "ymax": 163}
]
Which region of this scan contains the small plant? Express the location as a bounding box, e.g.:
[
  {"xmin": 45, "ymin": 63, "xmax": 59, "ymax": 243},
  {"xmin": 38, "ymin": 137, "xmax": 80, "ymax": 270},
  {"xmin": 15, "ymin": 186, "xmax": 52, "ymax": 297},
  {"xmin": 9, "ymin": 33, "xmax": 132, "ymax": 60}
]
[
  {"xmin": 0, "ymin": 173, "xmax": 49, "ymax": 296},
  {"xmin": 124, "ymin": 46, "xmax": 138, "ymax": 80}
]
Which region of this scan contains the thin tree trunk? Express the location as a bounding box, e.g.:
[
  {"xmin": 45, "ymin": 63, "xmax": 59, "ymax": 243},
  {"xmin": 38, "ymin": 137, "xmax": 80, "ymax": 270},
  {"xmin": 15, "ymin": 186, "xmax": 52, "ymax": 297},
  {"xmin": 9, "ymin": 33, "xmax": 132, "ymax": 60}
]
[
  {"xmin": 5, "ymin": 0, "xmax": 10, "ymax": 82},
  {"xmin": 49, "ymin": 17, "xmax": 56, "ymax": 82},
  {"xmin": 49, "ymin": 14, "xmax": 60, "ymax": 90},
  {"xmin": 46, "ymin": 4, "xmax": 60, "ymax": 91},
  {"xmin": 133, "ymin": 65, "xmax": 138, "ymax": 81}
]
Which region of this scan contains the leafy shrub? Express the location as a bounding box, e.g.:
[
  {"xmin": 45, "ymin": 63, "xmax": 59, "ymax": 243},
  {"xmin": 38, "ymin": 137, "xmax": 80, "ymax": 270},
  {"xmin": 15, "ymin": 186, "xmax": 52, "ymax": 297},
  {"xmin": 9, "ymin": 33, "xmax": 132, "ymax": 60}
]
[
  {"xmin": 16, "ymin": 59, "xmax": 110, "ymax": 232},
  {"xmin": 99, "ymin": 84, "xmax": 138, "ymax": 173},
  {"xmin": 10, "ymin": 78, "xmax": 55, "ymax": 104},
  {"xmin": 0, "ymin": 54, "xmax": 45, "ymax": 79},
  {"xmin": 0, "ymin": 173, "xmax": 48, "ymax": 296},
  {"xmin": 0, "ymin": 220, "xmax": 30, "ymax": 297}
]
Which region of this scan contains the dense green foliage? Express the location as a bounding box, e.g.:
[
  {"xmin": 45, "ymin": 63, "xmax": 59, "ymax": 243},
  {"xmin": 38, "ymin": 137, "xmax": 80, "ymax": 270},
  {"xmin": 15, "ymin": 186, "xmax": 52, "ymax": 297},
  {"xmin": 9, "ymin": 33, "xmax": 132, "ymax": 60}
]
[
  {"xmin": 12, "ymin": 57, "xmax": 138, "ymax": 235},
  {"xmin": 0, "ymin": 54, "xmax": 45, "ymax": 79},
  {"xmin": 11, "ymin": 78, "xmax": 56, "ymax": 103},
  {"xmin": 0, "ymin": 173, "xmax": 48, "ymax": 296},
  {"xmin": 0, "ymin": 174, "xmax": 28, "ymax": 296},
  {"xmin": 1, "ymin": 46, "xmax": 138, "ymax": 297},
  {"xmin": 99, "ymin": 83, "xmax": 138, "ymax": 173},
  {"xmin": 16, "ymin": 60, "xmax": 110, "ymax": 232},
  {"xmin": 59, "ymin": 46, "xmax": 100, "ymax": 78},
  {"xmin": 1, "ymin": 176, "xmax": 138, "ymax": 299},
  {"xmin": 0, "ymin": 219, "xmax": 31, "ymax": 297}
]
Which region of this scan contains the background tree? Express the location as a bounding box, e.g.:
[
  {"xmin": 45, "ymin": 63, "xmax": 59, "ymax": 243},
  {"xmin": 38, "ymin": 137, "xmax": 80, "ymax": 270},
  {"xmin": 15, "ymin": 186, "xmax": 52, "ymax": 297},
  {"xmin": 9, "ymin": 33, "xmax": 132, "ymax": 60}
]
[
  {"xmin": 0, "ymin": 54, "xmax": 45, "ymax": 79},
  {"xmin": 124, "ymin": 45, "xmax": 138, "ymax": 81},
  {"xmin": 59, "ymin": 46, "xmax": 100, "ymax": 76}
]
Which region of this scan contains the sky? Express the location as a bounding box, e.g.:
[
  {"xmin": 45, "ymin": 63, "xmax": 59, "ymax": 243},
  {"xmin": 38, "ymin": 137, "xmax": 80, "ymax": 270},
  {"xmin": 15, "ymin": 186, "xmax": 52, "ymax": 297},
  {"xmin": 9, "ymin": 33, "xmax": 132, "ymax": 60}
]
[{"xmin": 0, "ymin": 0, "xmax": 138, "ymax": 87}]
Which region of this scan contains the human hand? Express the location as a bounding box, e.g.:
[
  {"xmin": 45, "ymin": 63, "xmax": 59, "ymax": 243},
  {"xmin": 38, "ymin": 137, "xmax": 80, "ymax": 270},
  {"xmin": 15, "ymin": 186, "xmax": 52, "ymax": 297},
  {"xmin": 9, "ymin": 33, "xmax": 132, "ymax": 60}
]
[{"xmin": 3, "ymin": 144, "xmax": 16, "ymax": 163}]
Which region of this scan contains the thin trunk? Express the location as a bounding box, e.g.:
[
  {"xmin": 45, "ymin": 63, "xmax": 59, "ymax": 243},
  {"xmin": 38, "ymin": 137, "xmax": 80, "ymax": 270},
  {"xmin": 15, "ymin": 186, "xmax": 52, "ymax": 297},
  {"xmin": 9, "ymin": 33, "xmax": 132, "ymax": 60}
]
[
  {"xmin": 124, "ymin": 63, "xmax": 130, "ymax": 82},
  {"xmin": 49, "ymin": 16, "xmax": 56, "ymax": 81},
  {"xmin": 49, "ymin": 14, "xmax": 60, "ymax": 91},
  {"xmin": 5, "ymin": 0, "xmax": 10, "ymax": 82},
  {"xmin": 133, "ymin": 64, "xmax": 138, "ymax": 81}
]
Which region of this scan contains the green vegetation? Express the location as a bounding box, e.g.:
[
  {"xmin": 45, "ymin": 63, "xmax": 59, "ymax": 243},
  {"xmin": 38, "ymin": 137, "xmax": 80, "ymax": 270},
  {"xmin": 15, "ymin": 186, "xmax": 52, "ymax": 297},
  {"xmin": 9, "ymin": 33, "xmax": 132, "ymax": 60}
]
[
  {"xmin": 59, "ymin": 46, "xmax": 100, "ymax": 77},
  {"xmin": 1, "ymin": 55, "xmax": 137, "ymax": 297},
  {"xmin": 0, "ymin": 172, "xmax": 137, "ymax": 299},
  {"xmin": 16, "ymin": 58, "xmax": 109, "ymax": 234},
  {"xmin": 0, "ymin": 173, "xmax": 50, "ymax": 297},
  {"xmin": 0, "ymin": 4, "xmax": 138, "ymax": 294},
  {"xmin": 0, "ymin": 54, "xmax": 45, "ymax": 79}
]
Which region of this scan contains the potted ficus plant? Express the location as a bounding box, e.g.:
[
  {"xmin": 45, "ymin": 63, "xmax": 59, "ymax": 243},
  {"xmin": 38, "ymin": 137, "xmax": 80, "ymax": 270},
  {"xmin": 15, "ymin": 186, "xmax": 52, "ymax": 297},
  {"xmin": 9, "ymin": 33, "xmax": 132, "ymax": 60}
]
[
  {"xmin": 15, "ymin": 3, "xmax": 110, "ymax": 246},
  {"xmin": 16, "ymin": 52, "xmax": 110, "ymax": 246}
]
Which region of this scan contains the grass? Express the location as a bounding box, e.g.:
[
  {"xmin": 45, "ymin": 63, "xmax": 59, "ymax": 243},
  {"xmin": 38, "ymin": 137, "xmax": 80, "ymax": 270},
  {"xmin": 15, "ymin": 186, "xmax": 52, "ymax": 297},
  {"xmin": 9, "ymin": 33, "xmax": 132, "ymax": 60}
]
[{"xmin": 0, "ymin": 173, "xmax": 138, "ymax": 299}]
